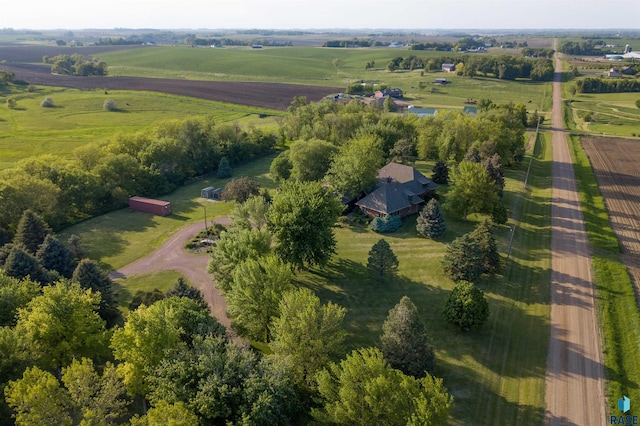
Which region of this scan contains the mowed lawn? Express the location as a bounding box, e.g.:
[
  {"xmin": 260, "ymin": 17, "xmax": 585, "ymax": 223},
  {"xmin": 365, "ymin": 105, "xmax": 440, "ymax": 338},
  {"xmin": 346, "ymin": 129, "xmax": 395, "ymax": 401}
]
[
  {"xmin": 567, "ymin": 92, "xmax": 640, "ymax": 137},
  {"xmin": 0, "ymin": 86, "xmax": 281, "ymax": 169},
  {"xmin": 295, "ymin": 134, "xmax": 552, "ymax": 425}
]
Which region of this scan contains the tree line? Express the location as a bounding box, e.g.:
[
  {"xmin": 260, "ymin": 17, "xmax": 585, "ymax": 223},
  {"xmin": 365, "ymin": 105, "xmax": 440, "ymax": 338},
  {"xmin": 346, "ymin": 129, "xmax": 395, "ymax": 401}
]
[
  {"xmin": 383, "ymin": 54, "xmax": 554, "ymax": 81},
  {"xmin": 575, "ymin": 77, "xmax": 640, "ymax": 93},
  {"xmin": 0, "ymin": 116, "xmax": 277, "ymax": 243},
  {"xmin": 41, "ymin": 54, "xmax": 108, "ymax": 77}
]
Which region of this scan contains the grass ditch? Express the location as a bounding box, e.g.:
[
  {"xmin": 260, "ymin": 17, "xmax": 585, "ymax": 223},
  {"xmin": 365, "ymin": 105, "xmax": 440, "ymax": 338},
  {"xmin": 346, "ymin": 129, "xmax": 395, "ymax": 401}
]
[{"xmin": 567, "ymin": 134, "xmax": 640, "ymax": 414}]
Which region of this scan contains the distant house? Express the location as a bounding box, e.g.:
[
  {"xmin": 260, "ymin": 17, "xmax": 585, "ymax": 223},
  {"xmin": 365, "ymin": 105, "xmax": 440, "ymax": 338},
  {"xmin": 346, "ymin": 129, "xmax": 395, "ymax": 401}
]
[
  {"xmin": 434, "ymin": 78, "xmax": 448, "ymax": 84},
  {"xmin": 374, "ymin": 88, "xmax": 403, "ymax": 98},
  {"xmin": 442, "ymin": 63, "xmax": 456, "ymax": 72},
  {"xmin": 407, "ymin": 105, "xmax": 437, "ymax": 117},
  {"xmin": 607, "ymin": 69, "xmax": 621, "ymax": 77},
  {"xmin": 622, "ymin": 66, "xmax": 636, "ymax": 75},
  {"xmin": 356, "ymin": 162, "xmax": 438, "ymax": 218}
]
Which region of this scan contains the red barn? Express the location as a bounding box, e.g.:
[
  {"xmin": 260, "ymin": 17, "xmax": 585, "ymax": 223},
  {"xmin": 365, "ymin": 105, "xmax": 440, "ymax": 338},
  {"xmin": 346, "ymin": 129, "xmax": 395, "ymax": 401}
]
[{"xmin": 128, "ymin": 196, "xmax": 172, "ymax": 216}]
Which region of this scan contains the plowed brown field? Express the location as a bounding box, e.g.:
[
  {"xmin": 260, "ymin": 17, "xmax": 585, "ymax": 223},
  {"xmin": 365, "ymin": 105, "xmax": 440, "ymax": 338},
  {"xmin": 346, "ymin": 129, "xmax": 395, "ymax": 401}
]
[
  {"xmin": 0, "ymin": 62, "xmax": 341, "ymax": 111},
  {"xmin": 582, "ymin": 137, "xmax": 640, "ymax": 293}
]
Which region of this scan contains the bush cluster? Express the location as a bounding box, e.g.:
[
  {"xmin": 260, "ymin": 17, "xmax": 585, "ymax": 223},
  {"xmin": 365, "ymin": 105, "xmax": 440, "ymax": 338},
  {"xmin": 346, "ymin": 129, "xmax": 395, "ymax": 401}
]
[{"xmin": 369, "ymin": 214, "xmax": 403, "ymax": 233}]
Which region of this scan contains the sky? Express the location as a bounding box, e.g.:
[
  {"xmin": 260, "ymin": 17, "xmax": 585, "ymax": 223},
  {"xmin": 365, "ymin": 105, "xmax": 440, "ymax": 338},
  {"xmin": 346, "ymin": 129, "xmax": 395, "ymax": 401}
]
[{"xmin": 2, "ymin": 0, "xmax": 639, "ymax": 30}]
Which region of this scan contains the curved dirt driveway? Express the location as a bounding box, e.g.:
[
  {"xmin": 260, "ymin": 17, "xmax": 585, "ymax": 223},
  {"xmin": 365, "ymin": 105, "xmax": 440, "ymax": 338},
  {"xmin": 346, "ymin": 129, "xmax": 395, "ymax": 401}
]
[
  {"xmin": 544, "ymin": 53, "xmax": 605, "ymax": 425},
  {"xmin": 109, "ymin": 218, "xmax": 234, "ymax": 334}
]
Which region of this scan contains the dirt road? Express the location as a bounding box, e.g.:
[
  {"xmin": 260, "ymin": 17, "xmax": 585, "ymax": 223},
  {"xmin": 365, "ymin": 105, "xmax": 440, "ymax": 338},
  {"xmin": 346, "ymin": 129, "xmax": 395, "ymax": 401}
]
[
  {"xmin": 544, "ymin": 54, "xmax": 606, "ymax": 425},
  {"xmin": 110, "ymin": 218, "xmax": 234, "ymax": 333}
]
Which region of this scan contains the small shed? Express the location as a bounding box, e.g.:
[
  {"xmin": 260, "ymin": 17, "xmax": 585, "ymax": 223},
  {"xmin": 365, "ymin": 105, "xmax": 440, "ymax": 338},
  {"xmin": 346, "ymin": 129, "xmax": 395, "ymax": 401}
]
[
  {"xmin": 129, "ymin": 196, "xmax": 172, "ymax": 216},
  {"xmin": 201, "ymin": 186, "xmax": 223, "ymax": 200},
  {"xmin": 442, "ymin": 63, "xmax": 456, "ymax": 72},
  {"xmin": 434, "ymin": 78, "xmax": 448, "ymax": 84}
]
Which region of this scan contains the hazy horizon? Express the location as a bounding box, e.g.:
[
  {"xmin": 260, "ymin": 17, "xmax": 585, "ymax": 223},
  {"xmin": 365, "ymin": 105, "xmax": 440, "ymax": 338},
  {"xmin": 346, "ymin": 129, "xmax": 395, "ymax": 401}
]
[{"xmin": 2, "ymin": 0, "xmax": 639, "ymax": 32}]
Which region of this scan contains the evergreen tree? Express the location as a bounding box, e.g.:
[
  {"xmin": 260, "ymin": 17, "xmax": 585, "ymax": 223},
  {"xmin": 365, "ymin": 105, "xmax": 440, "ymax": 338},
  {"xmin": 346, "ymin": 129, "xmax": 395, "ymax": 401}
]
[
  {"xmin": 482, "ymin": 154, "xmax": 505, "ymax": 198},
  {"xmin": 216, "ymin": 156, "xmax": 232, "ymax": 179},
  {"xmin": 416, "ymin": 199, "xmax": 446, "ymax": 238},
  {"xmin": 380, "ymin": 296, "xmax": 435, "ymax": 377},
  {"xmin": 165, "ymin": 277, "xmax": 207, "ymax": 309},
  {"xmin": 443, "ymin": 280, "xmax": 490, "ymax": 330},
  {"xmin": 129, "ymin": 289, "xmax": 164, "ymax": 311},
  {"xmin": 3, "ymin": 246, "xmax": 48, "ymax": 284},
  {"xmin": 441, "ymin": 233, "xmax": 484, "ymax": 283},
  {"xmin": 36, "ymin": 235, "xmax": 77, "ymax": 278},
  {"xmin": 469, "ymin": 219, "xmax": 502, "ymax": 274},
  {"xmin": 72, "ymin": 259, "xmax": 121, "ymax": 327},
  {"xmin": 66, "ymin": 234, "xmax": 87, "ymax": 261},
  {"xmin": 491, "ymin": 202, "xmax": 508, "ymax": 225},
  {"xmin": 431, "ymin": 160, "xmax": 449, "ymax": 184},
  {"xmin": 367, "ymin": 239, "xmax": 399, "ymax": 280},
  {"xmin": 13, "ymin": 210, "xmax": 52, "ymax": 254}
]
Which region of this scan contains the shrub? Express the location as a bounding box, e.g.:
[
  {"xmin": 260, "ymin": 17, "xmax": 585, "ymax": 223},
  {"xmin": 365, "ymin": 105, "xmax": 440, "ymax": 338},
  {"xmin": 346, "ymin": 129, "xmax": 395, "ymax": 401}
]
[
  {"xmin": 41, "ymin": 97, "xmax": 54, "ymax": 107},
  {"xmin": 103, "ymin": 99, "xmax": 117, "ymax": 111},
  {"xmin": 635, "ymin": 99, "xmax": 640, "ymax": 109},
  {"xmin": 6, "ymin": 98, "xmax": 16, "ymax": 109},
  {"xmin": 368, "ymin": 214, "xmax": 402, "ymax": 233},
  {"xmin": 443, "ymin": 280, "xmax": 489, "ymax": 330}
]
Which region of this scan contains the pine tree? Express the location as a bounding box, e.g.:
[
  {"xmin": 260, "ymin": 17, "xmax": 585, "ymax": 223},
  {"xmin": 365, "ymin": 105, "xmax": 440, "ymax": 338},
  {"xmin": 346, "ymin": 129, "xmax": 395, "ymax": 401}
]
[
  {"xmin": 72, "ymin": 259, "xmax": 121, "ymax": 327},
  {"xmin": 13, "ymin": 210, "xmax": 52, "ymax": 254},
  {"xmin": 442, "ymin": 233, "xmax": 484, "ymax": 282},
  {"xmin": 36, "ymin": 235, "xmax": 77, "ymax": 278},
  {"xmin": 165, "ymin": 277, "xmax": 207, "ymax": 309},
  {"xmin": 66, "ymin": 235, "xmax": 87, "ymax": 261},
  {"xmin": 416, "ymin": 199, "xmax": 446, "ymax": 238},
  {"xmin": 469, "ymin": 219, "xmax": 502, "ymax": 274},
  {"xmin": 431, "ymin": 160, "xmax": 449, "ymax": 184},
  {"xmin": 482, "ymin": 154, "xmax": 505, "ymax": 198},
  {"xmin": 443, "ymin": 280, "xmax": 489, "ymax": 330},
  {"xmin": 3, "ymin": 246, "xmax": 48, "ymax": 284},
  {"xmin": 379, "ymin": 296, "xmax": 435, "ymax": 377},
  {"xmin": 367, "ymin": 238, "xmax": 399, "ymax": 281},
  {"xmin": 216, "ymin": 156, "xmax": 232, "ymax": 179}
]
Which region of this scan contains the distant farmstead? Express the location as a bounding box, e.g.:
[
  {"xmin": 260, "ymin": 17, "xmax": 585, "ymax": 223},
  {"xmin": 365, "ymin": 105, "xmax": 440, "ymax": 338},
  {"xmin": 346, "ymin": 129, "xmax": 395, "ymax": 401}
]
[
  {"xmin": 374, "ymin": 88, "xmax": 403, "ymax": 98},
  {"xmin": 129, "ymin": 196, "xmax": 172, "ymax": 216}
]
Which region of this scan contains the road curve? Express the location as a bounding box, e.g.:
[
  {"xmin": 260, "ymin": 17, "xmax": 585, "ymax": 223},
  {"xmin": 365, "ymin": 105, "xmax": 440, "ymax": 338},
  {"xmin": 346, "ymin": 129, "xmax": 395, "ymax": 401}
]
[
  {"xmin": 109, "ymin": 218, "xmax": 234, "ymax": 333},
  {"xmin": 544, "ymin": 53, "xmax": 606, "ymax": 425}
]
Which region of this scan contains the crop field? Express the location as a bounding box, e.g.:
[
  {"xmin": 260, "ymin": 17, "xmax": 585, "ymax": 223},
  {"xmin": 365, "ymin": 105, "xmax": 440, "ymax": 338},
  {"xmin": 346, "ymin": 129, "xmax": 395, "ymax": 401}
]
[
  {"xmin": 581, "ymin": 137, "xmax": 640, "ymax": 289},
  {"xmin": 0, "ymin": 86, "xmax": 283, "ymax": 169}
]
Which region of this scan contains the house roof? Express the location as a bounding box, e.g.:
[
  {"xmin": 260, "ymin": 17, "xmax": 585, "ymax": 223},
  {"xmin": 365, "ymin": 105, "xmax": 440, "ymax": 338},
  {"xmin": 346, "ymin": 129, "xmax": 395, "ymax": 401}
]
[
  {"xmin": 356, "ymin": 162, "xmax": 438, "ymax": 215},
  {"xmin": 356, "ymin": 181, "xmax": 417, "ymax": 215}
]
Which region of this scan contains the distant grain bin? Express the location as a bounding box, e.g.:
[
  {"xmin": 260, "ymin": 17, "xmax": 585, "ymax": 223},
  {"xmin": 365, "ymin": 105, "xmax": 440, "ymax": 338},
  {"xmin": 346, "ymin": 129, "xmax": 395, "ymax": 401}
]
[{"xmin": 129, "ymin": 196, "xmax": 172, "ymax": 216}]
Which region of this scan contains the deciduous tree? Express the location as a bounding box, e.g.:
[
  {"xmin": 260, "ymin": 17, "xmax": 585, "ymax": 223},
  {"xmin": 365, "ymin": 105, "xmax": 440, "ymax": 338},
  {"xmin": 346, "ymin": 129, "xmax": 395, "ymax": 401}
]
[
  {"xmin": 313, "ymin": 347, "xmax": 452, "ymax": 425},
  {"xmin": 268, "ymin": 180, "xmax": 343, "ymax": 269},
  {"xmin": 325, "ymin": 134, "xmax": 384, "ymax": 197},
  {"xmin": 289, "ymin": 139, "xmax": 338, "ymax": 182},
  {"xmin": 445, "ymin": 161, "xmax": 499, "ymax": 220},
  {"xmin": 380, "ymin": 296, "xmax": 435, "ymax": 377},
  {"xmin": 443, "ymin": 280, "xmax": 490, "ymax": 330},
  {"xmin": 222, "ymin": 176, "xmax": 260, "ymax": 203},
  {"xmin": 270, "ymin": 288, "xmax": 346, "ymax": 392},
  {"xmin": 269, "ymin": 150, "xmax": 292, "ymax": 182},
  {"xmin": 227, "ymin": 255, "xmax": 293, "ymax": 342}
]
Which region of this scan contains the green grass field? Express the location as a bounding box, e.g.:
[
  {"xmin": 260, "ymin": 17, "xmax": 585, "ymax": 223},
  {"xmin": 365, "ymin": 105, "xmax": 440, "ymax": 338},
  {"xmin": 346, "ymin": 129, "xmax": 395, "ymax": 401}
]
[
  {"xmin": 294, "ymin": 134, "xmax": 552, "ymax": 425},
  {"xmin": 0, "ymin": 86, "xmax": 282, "ymax": 169},
  {"xmin": 568, "ymin": 93, "xmax": 640, "ymax": 137},
  {"xmin": 99, "ymin": 46, "xmax": 551, "ymax": 111},
  {"xmin": 114, "ymin": 270, "xmax": 186, "ymax": 311}
]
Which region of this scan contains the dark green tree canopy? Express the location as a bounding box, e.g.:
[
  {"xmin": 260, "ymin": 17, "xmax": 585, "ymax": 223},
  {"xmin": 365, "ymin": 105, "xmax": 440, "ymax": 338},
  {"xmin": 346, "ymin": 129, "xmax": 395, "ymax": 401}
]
[
  {"xmin": 380, "ymin": 296, "xmax": 435, "ymax": 377},
  {"xmin": 268, "ymin": 180, "xmax": 343, "ymax": 269},
  {"xmin": 222, "ymin": 176, "xmax": 260, "ymax": 203},
  {"xmin": 469, "ymin": 219, "xmax": 502, "ymax": 275},
  {"xmin": 72, "ymin": 259, "xmax": 121, "ymax": 327},
  {"xmin": 36, "ymin": 234, "xmax": 77, "ymax": 278},
  {"xmin": 443, "ymin": 280, "xmax": 490, "ymax": 330},
  {"xmin": 431, "ymin": 160, "xmax": 449, "ymax": 184},
  {"xmin": 216, "ymin": 156, "xmax": 232, "ymax": 179},
  {"xmin": 442, "ymin": 233, "xmax": 484, "ymax": 283},
  {"xmin": 445, "ymin": 161, "xmax": 499, "ymax": 221},
  {"xmin": 367, "ymin": 238, "xmax": 399, "ymax": 280},
  {"xmin": 13, "ymin": 210, "xmax": 52, "ymax": 254},
  {"xmin": 416, "ymin": 199, "xmax": 446, "ymax": 239},
  {"xmin": 3, "ymin": 245, "xmax": 48, "ymax": 284},
  {"xmin": 165, "ymin": 277, "xmax": 207, "ymax": 309}
]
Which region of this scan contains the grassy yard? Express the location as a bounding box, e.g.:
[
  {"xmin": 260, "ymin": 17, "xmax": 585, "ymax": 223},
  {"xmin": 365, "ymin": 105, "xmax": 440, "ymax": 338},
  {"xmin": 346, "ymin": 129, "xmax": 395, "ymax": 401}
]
[
  {"xmin": 0, "ymin": 86, "xmax": 281, "ymax": 169},
  {"xmin": 58, "ymin": 151, "xmax": 279, "ymax": 270},
  {"xmin": 567, "ymin": 93, "xmax": 640, "ymax": 137},
  {"xmin": 113, "ymin": 270, "xmax": 186, "ymax": 312},
  {"xmin": 567, "ymin": 134, "xmax": 640, "ymax": 414},
  {"xmin": 295, "ymin": 133, "xmax": 552, "ymax": 425}
]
